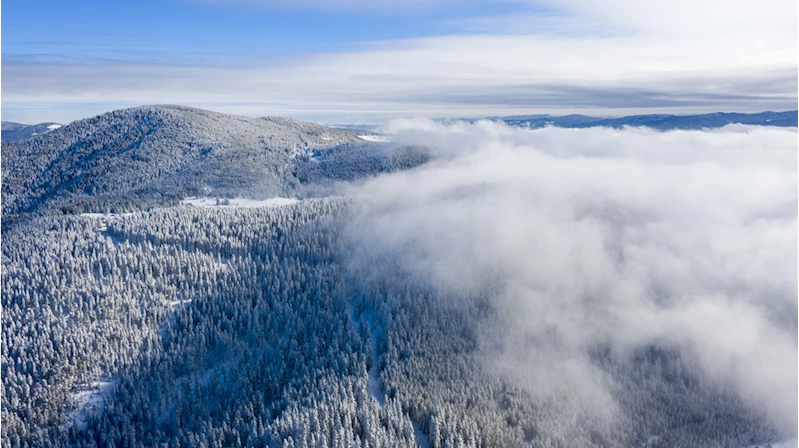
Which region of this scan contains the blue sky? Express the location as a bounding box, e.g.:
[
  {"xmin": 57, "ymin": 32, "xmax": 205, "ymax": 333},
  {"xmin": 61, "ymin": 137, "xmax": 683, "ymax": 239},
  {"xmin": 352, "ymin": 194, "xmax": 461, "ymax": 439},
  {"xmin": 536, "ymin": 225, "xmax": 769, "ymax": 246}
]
[
  {"xmin": 2, "ymin": 0, "xmax": 797, "ymax": 123},
  {"xmin": 3, "ymin": 1, "xmax": 526, "ymax": 62}
]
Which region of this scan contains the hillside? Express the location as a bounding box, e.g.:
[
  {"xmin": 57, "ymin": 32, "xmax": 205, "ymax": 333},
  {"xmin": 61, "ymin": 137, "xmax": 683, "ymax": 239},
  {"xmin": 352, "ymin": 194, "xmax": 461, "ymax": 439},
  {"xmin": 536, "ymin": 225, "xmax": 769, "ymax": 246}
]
[
  {"xmin": 1, "ymin": 121, "xmax": 63, "ymax": 143},
  {"xmin": 1, "ymin": 105, "xmax": 427, "ymax": 224}
]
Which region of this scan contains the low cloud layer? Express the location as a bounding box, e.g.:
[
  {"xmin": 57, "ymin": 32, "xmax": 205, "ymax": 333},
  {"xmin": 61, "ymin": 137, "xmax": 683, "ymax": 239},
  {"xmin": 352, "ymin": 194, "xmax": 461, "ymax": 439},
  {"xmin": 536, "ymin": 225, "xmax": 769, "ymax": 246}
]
[{"xmin": 346, "ymin": 121, "xmax": 798, "ymax": 432}]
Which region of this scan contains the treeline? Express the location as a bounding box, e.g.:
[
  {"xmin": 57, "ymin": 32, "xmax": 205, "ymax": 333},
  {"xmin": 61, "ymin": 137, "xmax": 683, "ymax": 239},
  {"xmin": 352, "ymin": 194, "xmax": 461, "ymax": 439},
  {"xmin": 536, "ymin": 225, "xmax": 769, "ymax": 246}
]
[{"xmin": 293, "ymin": 144, "xmax": 431, "ymax": 185}]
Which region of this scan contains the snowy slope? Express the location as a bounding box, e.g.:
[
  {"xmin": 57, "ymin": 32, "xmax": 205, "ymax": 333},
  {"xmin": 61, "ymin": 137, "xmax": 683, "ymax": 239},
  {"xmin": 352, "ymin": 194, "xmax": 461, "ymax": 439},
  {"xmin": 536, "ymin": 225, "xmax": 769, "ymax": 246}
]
[
  {"xmin": 1, "ymin": 121, "xmax": 63, "ymax": 143},
  {"xmin": 1, "ymin": 105, "xmax": 367, "ymax": 220}
]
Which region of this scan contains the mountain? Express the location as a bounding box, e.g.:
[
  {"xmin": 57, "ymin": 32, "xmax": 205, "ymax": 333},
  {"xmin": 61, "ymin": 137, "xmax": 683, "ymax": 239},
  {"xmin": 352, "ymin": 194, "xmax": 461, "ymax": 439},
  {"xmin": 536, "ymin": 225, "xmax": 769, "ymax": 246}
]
[
  {"xmin": 2, "ymin": 121, "xmax": 63, "ymax": 143},
  {"xmin": 1, "ymin": 105, "xmax": 427, "ymax": 224},
  {"xmin": 500, "ymin": 110, "xmax": 798, "ymax": 130}
]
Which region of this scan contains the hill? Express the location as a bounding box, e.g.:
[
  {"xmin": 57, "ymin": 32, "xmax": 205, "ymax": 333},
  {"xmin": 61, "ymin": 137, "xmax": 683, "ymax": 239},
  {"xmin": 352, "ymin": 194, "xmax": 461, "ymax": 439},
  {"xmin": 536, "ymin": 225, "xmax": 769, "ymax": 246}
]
[
  {"xmin": 1, "ymin": 105, "xmax": 427, "ymax": 224},
  {"xmin": 2, "ymin": 121, "xmax": 63, "ymax": 143}
]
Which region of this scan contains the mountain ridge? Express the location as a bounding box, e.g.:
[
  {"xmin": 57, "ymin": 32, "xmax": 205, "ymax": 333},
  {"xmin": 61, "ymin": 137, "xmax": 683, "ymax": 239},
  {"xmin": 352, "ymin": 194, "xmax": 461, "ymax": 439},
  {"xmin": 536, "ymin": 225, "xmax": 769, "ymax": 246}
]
[
  {"xmin": 498, "ymin": 110, "xmax": 798, "ymax": 130},
  {"xmin": 1, "ymin": 105, "xmax": 429, "ymax": 227},
  {"xmin": 1, "ymin": 121, "xmax": 63, "ymax": 143},
  {"xmin": 1, "ymin": 105, "xmax": 364, "ymax": 219}
]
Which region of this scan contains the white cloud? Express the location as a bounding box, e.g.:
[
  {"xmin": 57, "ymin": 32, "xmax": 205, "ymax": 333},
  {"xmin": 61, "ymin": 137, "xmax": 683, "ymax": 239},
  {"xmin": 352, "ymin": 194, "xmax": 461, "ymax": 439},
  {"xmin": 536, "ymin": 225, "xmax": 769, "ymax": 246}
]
[
  {"xmin": 2, "ymin": 0, "xmax": 796, "ymax": 122},
  {"xmin": 551, "ymin": 0, "xmax": 797, "ymax": 37},
  {"xmin": 345, "ymin": 122, "xmax": 798, "ymax": 432}
]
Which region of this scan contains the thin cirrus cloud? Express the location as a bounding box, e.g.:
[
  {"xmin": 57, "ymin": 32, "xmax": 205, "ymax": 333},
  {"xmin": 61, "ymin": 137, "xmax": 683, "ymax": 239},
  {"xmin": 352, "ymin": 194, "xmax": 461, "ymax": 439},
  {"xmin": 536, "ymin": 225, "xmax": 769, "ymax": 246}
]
[{"xmin": 2, "ymin": 0, "xmax": 796, "ymax": 123}]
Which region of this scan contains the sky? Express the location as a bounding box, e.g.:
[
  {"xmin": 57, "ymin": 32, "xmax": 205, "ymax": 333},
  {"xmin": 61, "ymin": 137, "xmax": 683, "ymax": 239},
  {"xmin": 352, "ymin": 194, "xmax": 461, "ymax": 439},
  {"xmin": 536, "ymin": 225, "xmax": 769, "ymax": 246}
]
[{"xmin": 1, "ymin": 0, "xmax": 797, "ymax": 123}]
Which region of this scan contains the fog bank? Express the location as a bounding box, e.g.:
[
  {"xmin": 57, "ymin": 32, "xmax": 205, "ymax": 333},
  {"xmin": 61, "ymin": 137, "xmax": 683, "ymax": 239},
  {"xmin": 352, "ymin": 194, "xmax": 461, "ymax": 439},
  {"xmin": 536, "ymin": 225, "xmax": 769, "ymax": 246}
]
[{"xmin": 346, "ymin": 121, "xmax": 798, "ymax": 432}]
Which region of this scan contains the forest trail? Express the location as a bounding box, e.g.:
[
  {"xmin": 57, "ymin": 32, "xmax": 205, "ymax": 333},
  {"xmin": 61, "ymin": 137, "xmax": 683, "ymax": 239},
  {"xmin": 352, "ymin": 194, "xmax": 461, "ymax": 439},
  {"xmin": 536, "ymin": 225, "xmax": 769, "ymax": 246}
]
[
  {"xmin": 346, "ymin": 302, "xmax": 430, "ymax": 447},
  {"xmin": 365, "ymin": 319, "xmax": 386, "ymax": 407},
  {"xmin": 412, "ymin": 421, "xmax": 431, "ymax": 448}
]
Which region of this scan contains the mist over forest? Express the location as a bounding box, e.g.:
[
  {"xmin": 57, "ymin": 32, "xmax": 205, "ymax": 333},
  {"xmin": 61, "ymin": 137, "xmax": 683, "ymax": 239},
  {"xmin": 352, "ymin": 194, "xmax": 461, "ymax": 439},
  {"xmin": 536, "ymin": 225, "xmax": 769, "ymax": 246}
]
[
  {"xmin": 3, "ymin": 0, "xmax": 797, "ymax": 444},
  {"xmin": 347, "ymin": 120, "xmax": 798, "ymax": 432},
  {"xmin": 2, "ymin": 105, "xmax": 796, "ymax": 447}
]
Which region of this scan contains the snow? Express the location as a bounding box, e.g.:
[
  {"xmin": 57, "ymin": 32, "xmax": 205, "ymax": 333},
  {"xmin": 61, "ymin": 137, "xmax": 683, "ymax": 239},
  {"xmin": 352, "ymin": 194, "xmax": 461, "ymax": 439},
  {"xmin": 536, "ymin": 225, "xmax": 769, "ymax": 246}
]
[
  {"xmin": 79, "ymin": 212, "xmax": 134, "ymax": 218},
  {"xmin": 357, "ymin": 134, "xmax": 391, "ymax": 143},
  {"xmin": 346, "ymin": 303, "xmax": 429, "ymax": 447},
  {"xmin": 169, "ymin": 299, "xmax": 193, "ymax": 308},
  {"xmin": 748, "ymin": 441, "xmax": 797, "ymax": 448},
  {"xmin": 180, "ymin": 197, "xmax": 299, "ymax": 208},
  {"xmin": 413, "ymin": 421, "xmax": 431, "ymax": 448},
  {"xmin": 367, "ymin": 323, "xmax": 386, "ymax": 407},
  {"xmin": 80, "ymin": 212, "xmax": 135, "ymax": 232},
  {"xmin": 47, "ymin": 124, "xmax": 62, "ymax": 130},
  {"xmin": 345, "ymin": 305, "xmax": 387, "ymax": 407},
  {"xmin": 69, "ymin": 379, "xmax": 117, "ymax": 430}
]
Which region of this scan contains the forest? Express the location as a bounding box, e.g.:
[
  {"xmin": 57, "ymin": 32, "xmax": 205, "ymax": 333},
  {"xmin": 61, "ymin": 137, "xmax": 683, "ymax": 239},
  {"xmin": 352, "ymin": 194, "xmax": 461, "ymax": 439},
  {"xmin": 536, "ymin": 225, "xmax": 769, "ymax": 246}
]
[{"xmin": 2, "ymin": 107, "xmax": 796, "ymax": 447}]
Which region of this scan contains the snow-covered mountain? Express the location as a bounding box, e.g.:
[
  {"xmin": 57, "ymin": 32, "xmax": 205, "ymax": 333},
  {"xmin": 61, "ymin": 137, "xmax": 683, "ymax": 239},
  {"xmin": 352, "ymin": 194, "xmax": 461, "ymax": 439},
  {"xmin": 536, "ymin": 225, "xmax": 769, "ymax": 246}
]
[
  {"xmin": 1, "ymin": 121, "xmax": 62, "ymax": 143},
  {"xmin": 499, "ymin": 110, "xmax": 798, "ymax": 130},
  {"xmin": 2, "ymin": 105, "xmax": 424, "ymax": 224}
]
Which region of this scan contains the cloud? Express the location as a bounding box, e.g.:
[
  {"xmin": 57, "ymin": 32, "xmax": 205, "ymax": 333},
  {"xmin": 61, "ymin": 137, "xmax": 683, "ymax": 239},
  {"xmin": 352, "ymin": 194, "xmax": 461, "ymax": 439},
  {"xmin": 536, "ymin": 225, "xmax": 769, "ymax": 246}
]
[
  {"xmin": 551, "ymin": 0, "xmax": 797, "ymax": 37},
  {"xmin": 193, "ymin": 0, "xmax": 798, "ymax": 36},
  {"xmin": 344, "ymin": 121, "xmax": 798, "ymax": 433},
  {"xmin": 3, "ymin": 32, "xmax": 795, "ymax": 122},
  {"xmin": 2, "ymin": 0, "xmax": 796, "ymax": 122}
]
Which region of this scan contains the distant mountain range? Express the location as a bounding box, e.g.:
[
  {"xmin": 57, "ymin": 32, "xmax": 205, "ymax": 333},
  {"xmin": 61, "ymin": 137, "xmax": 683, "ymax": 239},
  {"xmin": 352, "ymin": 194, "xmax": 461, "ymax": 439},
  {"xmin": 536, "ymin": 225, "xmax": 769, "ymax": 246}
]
[
  {"xmin": 497, "ymin": 110, "xmax": 798, "ymax": 130},
  {"xmin": 8, "ymin": 110, "xmax": 796, "ymax": 147},
  {"xmin": 4, "ymin": 106, "xmax": 793, "ymax": 225},
  {"xmin": 1, "ymin": 121, "xmax": 63, "ymax": 143}
]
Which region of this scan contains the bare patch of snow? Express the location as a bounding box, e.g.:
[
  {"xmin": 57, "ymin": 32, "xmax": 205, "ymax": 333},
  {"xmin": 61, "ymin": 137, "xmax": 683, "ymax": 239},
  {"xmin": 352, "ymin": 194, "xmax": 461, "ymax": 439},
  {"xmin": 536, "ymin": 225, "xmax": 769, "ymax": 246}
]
[
  {"xmin": 169, "ymin": 299, "xmax": 193, "ymax": 308},
  {"xmin": 69, "ymin": 379, "xmax": 117, "ymax": 430},
  {"xmin": 345, "ymin": 305, "xmax": 387, "ymax": 407},
  {"xmin": 79, "ymin": 212, "xmax": 134, "ymax": 218},
  {"xmin": 413, "ymin": 421, "xmax": 431, "ymax": 448},
  {"xmin": 357, "ymin": 134, "xmax": 391, "ymax": 143},
  {"xmin": 347, "ymin": 303, "xmax": 428, "ymax": 445},
  {"xmin": 80, "ymin": 212, "xmax": 135, "ymax": 232},
  {"xmin": 180, "ymin": 197, "xmax": 299, "ymax": 208},
  {"xmin": 361, "ymin": 316, "xmax": 386, "ymax": 407},
  {"xmin": 47, "ymin": 124, "xmax": 62, "ymax": 130},
  {"xmin": 367, "ymin": 332, "xmax": 385, "ymax": 406},
  {"xmin": 345, "ymin": 303, "xmax": 359, "ymax": 333}
]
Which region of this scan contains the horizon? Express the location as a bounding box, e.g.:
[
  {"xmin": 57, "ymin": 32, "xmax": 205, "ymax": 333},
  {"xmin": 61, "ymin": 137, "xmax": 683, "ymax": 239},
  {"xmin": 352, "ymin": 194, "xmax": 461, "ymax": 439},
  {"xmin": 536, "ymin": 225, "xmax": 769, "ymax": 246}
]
[
  {"xmin": 2, "ymin": 103, "xmax": 798, "ymax": 127},
  {"xmin": 3, "ymin": 0, "xmax": 797, "ymax": 123}
]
